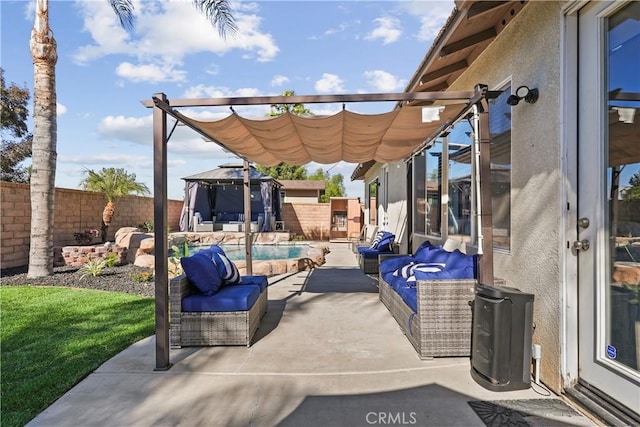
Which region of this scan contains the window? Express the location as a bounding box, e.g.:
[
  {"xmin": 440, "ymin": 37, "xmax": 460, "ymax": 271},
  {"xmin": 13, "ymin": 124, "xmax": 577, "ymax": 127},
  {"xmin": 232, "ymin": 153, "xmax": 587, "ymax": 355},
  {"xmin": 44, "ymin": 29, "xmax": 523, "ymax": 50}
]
[
  {"xmin": 368, "ymin": 180, "xmax": 378, "ymax": 225},
  {"xmin": 490, "ymin": 85, "xmax": 512, "ymax": 250},
  {"xmin": 425, "ymin": 140, "xmax": 443, "ymax": 236},
  {"xmin": 413, "ymin": 154, "xmax": 426, "ymax": 234},
  {"xmin": 447, "ymin": 120, "xmax": 473, "ymax": 241}
]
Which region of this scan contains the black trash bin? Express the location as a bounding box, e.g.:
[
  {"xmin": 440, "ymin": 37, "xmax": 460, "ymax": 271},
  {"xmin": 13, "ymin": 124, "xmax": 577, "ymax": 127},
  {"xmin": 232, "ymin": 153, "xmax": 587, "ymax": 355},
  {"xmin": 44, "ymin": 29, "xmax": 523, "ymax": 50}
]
[{"xmin": 470, "ymin": 283, "xmax": 535, "ymax": 391}]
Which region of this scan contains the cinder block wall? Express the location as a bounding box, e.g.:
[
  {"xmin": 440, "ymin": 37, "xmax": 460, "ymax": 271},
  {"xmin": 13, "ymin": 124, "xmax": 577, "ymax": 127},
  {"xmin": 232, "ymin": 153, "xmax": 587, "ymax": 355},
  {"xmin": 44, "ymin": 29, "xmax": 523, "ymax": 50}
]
[
  {"xmin": 0, "ymin": 182, "xmax": 183, "ymax": 269},
  {"xmin": 281, "ymin": 202, "xmax": 331, "ymax": 240}
]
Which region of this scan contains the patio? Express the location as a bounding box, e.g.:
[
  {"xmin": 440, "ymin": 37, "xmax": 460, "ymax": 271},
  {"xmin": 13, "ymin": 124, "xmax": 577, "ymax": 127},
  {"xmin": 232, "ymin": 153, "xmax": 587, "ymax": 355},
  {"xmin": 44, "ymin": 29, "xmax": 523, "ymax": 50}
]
[{"xmin": 26, "ymin": 242, "xmax": 595, "ymax": 426}]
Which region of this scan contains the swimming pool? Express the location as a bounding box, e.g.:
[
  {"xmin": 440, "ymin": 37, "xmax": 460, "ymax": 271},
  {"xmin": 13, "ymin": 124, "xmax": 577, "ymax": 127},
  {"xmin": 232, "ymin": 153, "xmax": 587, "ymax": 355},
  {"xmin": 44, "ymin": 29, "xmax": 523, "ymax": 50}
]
[{"xmin": 189, "ymin": 244, "xmax": 310, "ymax": 261}]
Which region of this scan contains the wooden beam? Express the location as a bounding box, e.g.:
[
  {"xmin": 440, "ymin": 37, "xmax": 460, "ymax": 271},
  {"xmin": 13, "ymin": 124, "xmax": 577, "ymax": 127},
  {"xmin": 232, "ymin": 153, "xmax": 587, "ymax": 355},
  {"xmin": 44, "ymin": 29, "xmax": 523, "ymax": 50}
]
[
  {"xmin": 439, "ymin": 27, "xmax": 497, "ymax": 57},
  {"xmin": 420, "ymin": 60, "xmax": 468, "ymax": 84},
  {"xmin": 466, "ymin": 1, "xmax": 509, "ymax": 19}
]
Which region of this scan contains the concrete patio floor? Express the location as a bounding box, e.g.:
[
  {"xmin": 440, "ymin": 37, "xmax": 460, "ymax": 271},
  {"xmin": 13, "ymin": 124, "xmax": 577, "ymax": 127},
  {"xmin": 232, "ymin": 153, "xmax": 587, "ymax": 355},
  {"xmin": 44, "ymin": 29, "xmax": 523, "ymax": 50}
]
[{"xmin": 27, "ymin": 242, "xmax": 598, "ymax": 427}]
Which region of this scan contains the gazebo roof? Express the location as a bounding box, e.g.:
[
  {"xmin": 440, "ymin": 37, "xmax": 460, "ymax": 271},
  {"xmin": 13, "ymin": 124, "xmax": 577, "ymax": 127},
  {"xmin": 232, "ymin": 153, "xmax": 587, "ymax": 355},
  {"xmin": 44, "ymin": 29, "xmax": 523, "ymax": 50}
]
[{"xmin": 181, "ymin": 164, "xmax": 280, "ymax": 185}]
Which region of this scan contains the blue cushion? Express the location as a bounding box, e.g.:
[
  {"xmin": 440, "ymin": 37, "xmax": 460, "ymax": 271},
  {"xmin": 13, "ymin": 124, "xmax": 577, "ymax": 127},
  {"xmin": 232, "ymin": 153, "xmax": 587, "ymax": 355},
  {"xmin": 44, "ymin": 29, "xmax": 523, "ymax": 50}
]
[
  {"xmin": 182, "ymin": 284, "xmax": 261, "ymax": 312},
  {"xmin": 414, "ymin": 247, "xmax": 451, "ymax": 264},
  {"xmin": 394, "ymin": 262, "xmax": 445, "ymax": 279},
  {"xmin": 358, "ymin": 247, "xmax": 393, "ymax": 259},
  {"xmin": 395, "ymin": 285, "xmax": 417, "ymax": 312},
  {"xmin": 443, "ymin": 249, "xmax": 477, "ymax": 271},
  {"xmin": 413, "ymin": 241, "xmax": 434, "ymax": 260},
  {"xmin": 241, "ymin": 275, "xmax": 268, "ymax": 292},
  {"xmin": 211, "ymin": 251, "xmax": 242, "ymax": 284},
  {"xmin": 380, "ymin": 256, "xmax": 415, "ymax": 275},
  {"xmin": 376, "ymin": 234, "xmax": 395, "ymax": 252},
  {"xmin": 180, "ymin": 253, "xmax": 222, "ymax": 296},
  {"xmin": 414, "ymin": 266, "xmax": 476, "ymax": 281}
]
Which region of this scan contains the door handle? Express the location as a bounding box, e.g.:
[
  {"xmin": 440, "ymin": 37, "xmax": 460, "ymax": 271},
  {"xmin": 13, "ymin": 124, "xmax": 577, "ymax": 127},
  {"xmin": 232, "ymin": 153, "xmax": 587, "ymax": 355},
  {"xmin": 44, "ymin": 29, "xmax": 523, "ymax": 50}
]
[
  {"xmin": 577, "ymin": 217, "xmax": 590, "ymax": 228},
  {"xmin": 573, "ymin": 240, "xmax": 590, "ymax": 251}
]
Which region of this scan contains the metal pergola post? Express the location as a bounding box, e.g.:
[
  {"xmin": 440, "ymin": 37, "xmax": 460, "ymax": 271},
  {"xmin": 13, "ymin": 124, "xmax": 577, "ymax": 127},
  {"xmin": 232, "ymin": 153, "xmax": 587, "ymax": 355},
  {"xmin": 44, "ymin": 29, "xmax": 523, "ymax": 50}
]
[
  {"xmin": 243, "ymin": 159, "xmax": 253, "ymax": 275},
  {"xmin": 477, "ymin": 95, "xmax": 494, "ymax": 285},
  {"xmin": 152, "ymin": 93, "xmax": 171, "ymax": 371}
]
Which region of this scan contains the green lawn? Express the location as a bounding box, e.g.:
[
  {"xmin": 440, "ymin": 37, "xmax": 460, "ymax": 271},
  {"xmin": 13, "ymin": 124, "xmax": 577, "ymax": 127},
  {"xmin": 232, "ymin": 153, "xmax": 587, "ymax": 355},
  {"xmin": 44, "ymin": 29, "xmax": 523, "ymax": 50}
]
[{"xmin": 0, "ymin": 286, "xmax": 155, "ymax": 427}]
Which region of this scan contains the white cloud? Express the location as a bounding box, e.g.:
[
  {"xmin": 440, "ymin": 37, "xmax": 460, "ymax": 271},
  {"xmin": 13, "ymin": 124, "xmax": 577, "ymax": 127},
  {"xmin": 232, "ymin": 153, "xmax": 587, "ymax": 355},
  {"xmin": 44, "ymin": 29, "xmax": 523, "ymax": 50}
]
[
  {"xmin": 57, "ymin": 103, "xmax": 68, "ymax": 116},
  {"xmin": 271, "ymin": 75, "xmax": 289, "ymax": 87},
  {"xmin": 72, "ymin": 0, "xmax": 279, "ymax": 82},
  {"xmin": 363, "ymin": 70, "xmax": 406, "ymax": 92},
  {"xmin": 59, "ymin": 152, "xmax": 154, "ymax": 169},
  {"xmin": 315, "ymin": 73, "xmax": 346, "ymax": 94},
  {"xmin": 116, "ymin": 62, "xmax": 187, "ymax": 83},
  {"xmin": 365, "ymin": 17, "xmax": 402, "ymax": 45},
  {"xmin": 97, "ymin": 115, "xmax": 153, "ymax": 145}
]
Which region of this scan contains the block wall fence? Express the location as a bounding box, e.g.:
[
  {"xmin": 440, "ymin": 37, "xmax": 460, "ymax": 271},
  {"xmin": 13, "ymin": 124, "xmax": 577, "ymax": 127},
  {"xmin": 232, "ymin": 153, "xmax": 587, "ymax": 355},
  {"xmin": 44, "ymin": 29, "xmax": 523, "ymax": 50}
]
[
  {"xmin": 281, "ymin": 202, "xmax": 333, "ymax": 241},
  {"xmin": 0, "ymin": 183, "xmax": 353, "ymax": 269},
  {"xmin": 0, "ymin": 182, "xmax": 183, "ymax": 269}
]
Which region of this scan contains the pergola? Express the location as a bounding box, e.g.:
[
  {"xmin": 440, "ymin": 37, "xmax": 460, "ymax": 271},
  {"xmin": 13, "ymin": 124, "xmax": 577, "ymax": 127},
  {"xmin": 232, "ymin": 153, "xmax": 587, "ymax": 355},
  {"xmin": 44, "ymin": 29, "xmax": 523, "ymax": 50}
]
[{"xmin": 142, "ymin": 84, "xmax": 498, "ymax": 370}]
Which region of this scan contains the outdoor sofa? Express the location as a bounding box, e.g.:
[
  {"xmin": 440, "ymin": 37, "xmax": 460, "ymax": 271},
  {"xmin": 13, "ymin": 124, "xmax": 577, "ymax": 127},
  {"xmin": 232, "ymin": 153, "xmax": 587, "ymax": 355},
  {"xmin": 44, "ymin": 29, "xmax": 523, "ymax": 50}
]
[
  {"xmin": 170, "ymin": 245, "xmax": 268, "ymax": 348},
  {"xmin": 356, "ymin": 231, "xmax": 398, "ymax": 274},
  {"xmin": 378, "ymin": 241, "xmax": 490, "ymax": 359}
]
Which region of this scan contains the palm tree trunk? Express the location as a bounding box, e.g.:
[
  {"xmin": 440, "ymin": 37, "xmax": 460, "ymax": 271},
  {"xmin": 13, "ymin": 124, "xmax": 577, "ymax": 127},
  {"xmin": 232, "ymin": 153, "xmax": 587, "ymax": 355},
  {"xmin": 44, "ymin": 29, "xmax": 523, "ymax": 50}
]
[{"xmin": 27, "ymin": 0, "xmax": 58, "ymax": 278}]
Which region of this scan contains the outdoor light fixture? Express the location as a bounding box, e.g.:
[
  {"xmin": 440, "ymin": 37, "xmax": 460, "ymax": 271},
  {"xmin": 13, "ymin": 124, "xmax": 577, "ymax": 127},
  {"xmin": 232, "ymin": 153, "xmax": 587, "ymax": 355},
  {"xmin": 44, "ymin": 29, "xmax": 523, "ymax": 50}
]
[{"xmin": 506, "ymin": 86, "xmax": 539, "ymax": 106}]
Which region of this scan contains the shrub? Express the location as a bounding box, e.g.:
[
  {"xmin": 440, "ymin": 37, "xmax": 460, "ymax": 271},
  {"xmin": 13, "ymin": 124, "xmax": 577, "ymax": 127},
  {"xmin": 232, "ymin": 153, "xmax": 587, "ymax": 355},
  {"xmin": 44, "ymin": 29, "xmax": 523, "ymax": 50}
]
[
  {"xmin": 104, "ymin": 252, "xmax": 120, "ymax": 268},
  {"xmin": 130, "ymin": 271, "xmax": 154, "ymax": 282},
  {"xmin": 80, "ymin": 259, "xmax": 106, "ymax": 279},
  {"xmin": 138, "ymin": 221, "xmax": 154, "ymax": 232}
]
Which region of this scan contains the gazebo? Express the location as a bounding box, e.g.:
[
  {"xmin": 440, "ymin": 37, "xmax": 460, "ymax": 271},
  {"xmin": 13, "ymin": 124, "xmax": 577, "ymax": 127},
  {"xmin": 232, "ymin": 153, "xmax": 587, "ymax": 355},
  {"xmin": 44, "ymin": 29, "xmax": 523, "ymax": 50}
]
[{"xmin": 179, "ymin": 163, "xmax": 282, "ymax": 232}]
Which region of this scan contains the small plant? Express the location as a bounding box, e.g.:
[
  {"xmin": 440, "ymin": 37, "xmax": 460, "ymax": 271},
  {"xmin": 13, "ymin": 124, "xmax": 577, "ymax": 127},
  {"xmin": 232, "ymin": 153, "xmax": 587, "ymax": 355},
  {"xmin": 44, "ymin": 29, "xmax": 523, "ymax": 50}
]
[
  {"xmin": 104, "ymin": 252, "xmax": 120, "ymax": 268},
  {"xmin": 138, "ymin": 221, "xmax": 154, "ymax": 232},
  {"xmin": 74, "ymin": 229, "xmax": 100, "ymax": 245},
  {"xmin": 80, "ymin": 259, "xmax": 106, "ymax": 279},
  {"xmin": 130, "ymin": 271, "xmax": 154, "ymax": 282}
]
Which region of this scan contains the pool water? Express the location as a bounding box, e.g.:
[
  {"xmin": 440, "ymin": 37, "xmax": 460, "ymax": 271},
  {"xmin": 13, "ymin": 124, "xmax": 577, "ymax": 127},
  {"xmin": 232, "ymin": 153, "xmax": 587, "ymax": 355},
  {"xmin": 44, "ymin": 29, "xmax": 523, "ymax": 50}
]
[{"xmin": 190, "ymin": 244, "xmax": 309, "ymax": 261}]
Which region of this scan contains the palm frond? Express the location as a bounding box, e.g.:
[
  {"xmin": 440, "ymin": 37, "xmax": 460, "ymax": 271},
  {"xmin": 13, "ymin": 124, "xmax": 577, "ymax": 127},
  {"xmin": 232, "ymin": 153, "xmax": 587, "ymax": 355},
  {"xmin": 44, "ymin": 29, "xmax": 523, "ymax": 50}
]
[
  {"xmin": 192, "ymin": 0, "xmax": 237, "ymax": 37},
  {"xmin": 109, "ymin": 0, "xmax": 135, "ymax": 30}
]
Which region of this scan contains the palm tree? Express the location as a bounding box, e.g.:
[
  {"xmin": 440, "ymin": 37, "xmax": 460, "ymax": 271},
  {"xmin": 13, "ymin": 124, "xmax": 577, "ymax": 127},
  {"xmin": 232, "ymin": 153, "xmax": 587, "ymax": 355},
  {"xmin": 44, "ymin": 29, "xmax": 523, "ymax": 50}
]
[
  {"xmin": 27, "ymin": 0, "xmax": 235, "ymax": 278},
  {"xmin": 80, "ymin": 167, "xmax": 150, "ymax": 241}
]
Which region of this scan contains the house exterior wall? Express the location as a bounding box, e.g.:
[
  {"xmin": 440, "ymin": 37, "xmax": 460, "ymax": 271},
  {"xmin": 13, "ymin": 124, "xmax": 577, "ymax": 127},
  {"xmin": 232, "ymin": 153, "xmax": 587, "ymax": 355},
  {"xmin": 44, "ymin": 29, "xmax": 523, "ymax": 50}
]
[
  {"xmin": 283, "ymin": 190, "xmax": 319, "ymax": 204},
  {"xmin": 0, "ymin": 182, "xmax": 183, "ymax": 269},
  {"xmin": 361, "ymin": 162, "xmax": 409, "ymax": 254},
  {"xmin": 447, "ymin": 2, "xmax": 565, "ymax": 392}
]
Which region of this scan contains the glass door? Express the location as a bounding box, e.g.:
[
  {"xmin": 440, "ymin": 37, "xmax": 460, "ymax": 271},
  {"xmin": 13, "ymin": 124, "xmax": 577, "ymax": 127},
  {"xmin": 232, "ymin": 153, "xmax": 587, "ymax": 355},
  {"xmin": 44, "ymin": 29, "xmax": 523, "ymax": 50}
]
[{"xmin": 578, "ymin": 1, "xmax": 640, "ymax": 414}]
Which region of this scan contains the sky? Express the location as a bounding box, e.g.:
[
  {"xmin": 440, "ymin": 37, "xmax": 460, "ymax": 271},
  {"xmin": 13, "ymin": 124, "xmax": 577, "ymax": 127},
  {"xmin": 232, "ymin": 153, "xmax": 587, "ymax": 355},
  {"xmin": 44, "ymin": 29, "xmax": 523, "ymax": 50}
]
[{"xmin": 1, "ymin": 0, "xmax": 455, "ymax": 201}]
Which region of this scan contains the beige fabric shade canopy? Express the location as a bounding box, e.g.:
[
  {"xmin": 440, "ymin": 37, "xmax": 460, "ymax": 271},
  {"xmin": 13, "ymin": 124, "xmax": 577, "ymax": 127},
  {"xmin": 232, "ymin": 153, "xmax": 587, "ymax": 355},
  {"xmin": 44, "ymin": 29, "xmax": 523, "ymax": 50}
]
[
  {"xmin": 143, "ymin": 90, "xmax": 483, "ymax": 166},
  {"xmin": 190, "ymin": 104, "xmax": 468, "ymax": 166}
]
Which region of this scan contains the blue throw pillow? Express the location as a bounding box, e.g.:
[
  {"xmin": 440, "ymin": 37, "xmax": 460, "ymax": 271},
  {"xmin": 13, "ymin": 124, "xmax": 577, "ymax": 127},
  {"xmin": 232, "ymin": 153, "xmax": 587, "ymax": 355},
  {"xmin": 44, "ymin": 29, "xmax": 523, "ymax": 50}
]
[
  {"xmin": 394, "ymin": 262, "xmax": 445, "ymax": 279},
  {"xmin": 369, "ymin": 231, "xmax": 386, "ymax": 249},
  {"xmin": 376, "ymin": 233, "xmax": 395, "ymax": 252},
  {"xmin": 443, "ymin": 249, "xmax": 477, "ymax": 271},
  {"xmin": 380, "ymin": 256, "xmax": 415, "ymax": 275},
  {"xmin": 415, "ymin": 247, "xmax": 450, "ymax": 264},
  {"xmin": 180, "ymin": 253, "xmax": 222, "ymax": 295},
  {"xmin": 413, "ymin": 241, "xmax": 434, "ymax": 260},
  {"xmin": 211, "ymin": 251, "xmax": 242, "ymax": 285}
]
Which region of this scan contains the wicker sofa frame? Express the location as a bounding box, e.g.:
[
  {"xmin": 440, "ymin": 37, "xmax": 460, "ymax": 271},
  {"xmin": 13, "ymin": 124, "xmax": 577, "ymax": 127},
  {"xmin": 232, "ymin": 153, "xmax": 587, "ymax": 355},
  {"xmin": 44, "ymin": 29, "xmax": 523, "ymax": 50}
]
[
  {"xmin": 379, "ymin": 274, "xmax": 477, "ymax": 359},
  {"xmin": 170, "ymin": 274, "xmax": 268, "ymax": 348},
  {"xmin": 358, "ymin": 244, "xmax": 399, "ymax": 274}
]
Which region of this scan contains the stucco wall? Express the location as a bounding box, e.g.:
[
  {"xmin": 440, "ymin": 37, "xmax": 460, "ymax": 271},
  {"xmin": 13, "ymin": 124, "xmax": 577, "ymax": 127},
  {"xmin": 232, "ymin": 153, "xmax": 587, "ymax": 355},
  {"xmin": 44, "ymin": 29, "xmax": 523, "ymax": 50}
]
[
  {"xmin": 361, "ymin": 162, "xmax": 409, "ymax": 254},
  {"xmin": 449, "ymin": 2, "xmax": 564, "ymax": 392},
  {"xmin": 0, "ymin": 182, "xmax": 183, "ymax": 269}
]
